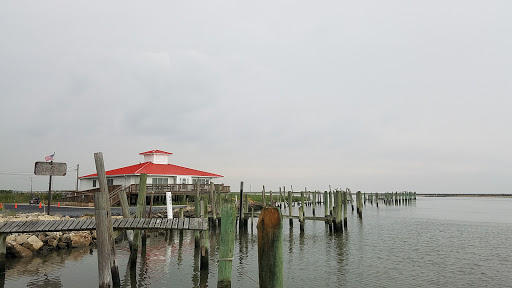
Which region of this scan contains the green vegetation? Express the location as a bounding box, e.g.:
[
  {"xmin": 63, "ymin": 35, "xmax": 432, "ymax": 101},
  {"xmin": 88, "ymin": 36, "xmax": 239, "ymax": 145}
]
[{"xmin": 0, "ymin": 190, "xmax": 64, "ymax": 203}]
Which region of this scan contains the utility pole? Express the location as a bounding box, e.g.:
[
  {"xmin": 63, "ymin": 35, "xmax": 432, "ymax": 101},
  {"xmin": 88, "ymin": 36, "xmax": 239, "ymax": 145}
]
[{"xmin": 75, "ymin": 164, "xmax": 79, "ymax": 191}]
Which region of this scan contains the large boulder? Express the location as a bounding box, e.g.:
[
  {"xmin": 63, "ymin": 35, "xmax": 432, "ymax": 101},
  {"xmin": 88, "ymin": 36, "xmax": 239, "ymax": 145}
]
[
  {"xmin": 22, "ymin": 235, "xmax": 44, "ymax": 252},
  {"xmin": 47, "ymin": 238, "xmax": 58, "ymax": 247},
  {"xmin": 70, "ymin": 231, "xmax": 92, "ymax": 248},
  {"xmin": 15, "ymin": 234, "xmax": 28, "ymax": 245},
  {"xmin": 8, "ymin": 242, "xmax": 33, "ymax": 258}
]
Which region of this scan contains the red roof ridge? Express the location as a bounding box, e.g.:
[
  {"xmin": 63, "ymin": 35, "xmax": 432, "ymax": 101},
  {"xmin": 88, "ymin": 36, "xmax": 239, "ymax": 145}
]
[{"xmin": 139, "ymin": 150, "xmax": 173, "ymax": 155}]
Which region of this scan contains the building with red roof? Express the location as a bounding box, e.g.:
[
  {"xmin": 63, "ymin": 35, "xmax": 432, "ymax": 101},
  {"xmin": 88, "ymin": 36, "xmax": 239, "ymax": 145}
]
[{"xmin": 79, "ymin": 150, "xmax": 223, "ymax": 191}]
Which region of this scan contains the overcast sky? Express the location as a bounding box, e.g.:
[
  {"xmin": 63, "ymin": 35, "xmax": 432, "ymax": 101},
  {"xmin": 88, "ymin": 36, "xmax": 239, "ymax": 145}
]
[{"xmin": 1, "ymin": 1, "xmax": 510, "ymax": 194}]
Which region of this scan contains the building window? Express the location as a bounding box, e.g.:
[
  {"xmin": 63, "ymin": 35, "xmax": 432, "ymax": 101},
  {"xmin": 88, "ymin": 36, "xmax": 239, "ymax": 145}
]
[
  {"xmin": 107, "ymin": 179, "xmax": 114, "ymax": 186},
  {"xmin": 93, "ymin": 180, "xmax": 97, "ymax": 188},
  {"xmin": 192, "ymin": 178, "xmax": 209, "ymax": 185},
  {"xmin": 152, "ymin": 178, "xmax": 168, "ymax": 185}
]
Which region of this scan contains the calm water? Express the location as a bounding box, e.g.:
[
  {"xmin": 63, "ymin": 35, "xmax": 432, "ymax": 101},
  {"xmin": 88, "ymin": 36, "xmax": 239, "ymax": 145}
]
[{"xmin": 5, "ymin": 197, "xmax": 512, "ymax": 287}]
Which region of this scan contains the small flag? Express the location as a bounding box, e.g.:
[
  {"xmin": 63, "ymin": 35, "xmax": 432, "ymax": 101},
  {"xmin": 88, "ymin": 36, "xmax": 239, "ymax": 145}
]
[{"xmin": 45, "ymin": 153, "xmax": 55, "ymax": 162}]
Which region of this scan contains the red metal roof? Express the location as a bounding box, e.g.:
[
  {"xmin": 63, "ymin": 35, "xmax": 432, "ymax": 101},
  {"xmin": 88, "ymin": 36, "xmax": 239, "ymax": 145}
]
[
  {"xmin": 139, "ymin": 150, "xmax": 173, "ymax": 155},
  {"xmin": 80, "ymin": 162, "xmax": 223, "ymax": 179}
]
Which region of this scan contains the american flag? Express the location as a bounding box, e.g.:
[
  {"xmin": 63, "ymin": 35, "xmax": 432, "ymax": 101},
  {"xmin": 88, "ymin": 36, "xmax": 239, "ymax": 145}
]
[{"xmin": 45, "ymin": 153, "xmax": 54, "ymax": 162}]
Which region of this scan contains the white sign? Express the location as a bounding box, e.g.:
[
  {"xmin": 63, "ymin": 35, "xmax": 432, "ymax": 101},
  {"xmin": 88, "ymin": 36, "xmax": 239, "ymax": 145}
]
[{"xmin": 166, "ymin": 192, "xmax": 173, "ymax": 219}]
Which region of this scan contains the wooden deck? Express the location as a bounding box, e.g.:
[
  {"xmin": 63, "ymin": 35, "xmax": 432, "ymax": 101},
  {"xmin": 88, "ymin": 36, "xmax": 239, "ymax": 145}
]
[{"xmin": 0, "ymin": 218, "xmax": 208, "ymax": 234}]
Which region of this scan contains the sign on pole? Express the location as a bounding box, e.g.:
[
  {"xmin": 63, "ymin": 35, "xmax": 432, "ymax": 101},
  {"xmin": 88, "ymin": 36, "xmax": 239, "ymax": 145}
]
[
  {"xmin": 166, "ymin": 192, "xmax": 173, "ymax": 219},
  {"xmin": 34, "ymin": 162, "xmax": 67, "ymax": 176}
]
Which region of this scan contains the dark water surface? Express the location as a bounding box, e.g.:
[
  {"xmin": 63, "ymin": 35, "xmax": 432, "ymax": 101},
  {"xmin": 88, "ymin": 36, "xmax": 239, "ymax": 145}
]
[{"xmin": 5, "ymin": 197, "xmax": 512, "ymax": 287}]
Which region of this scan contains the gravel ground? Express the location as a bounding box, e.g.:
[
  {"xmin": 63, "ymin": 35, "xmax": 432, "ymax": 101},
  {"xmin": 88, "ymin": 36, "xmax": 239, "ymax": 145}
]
[{"xmin": 0, "ymin": 203, "xmax": 188, "ymax": 218}]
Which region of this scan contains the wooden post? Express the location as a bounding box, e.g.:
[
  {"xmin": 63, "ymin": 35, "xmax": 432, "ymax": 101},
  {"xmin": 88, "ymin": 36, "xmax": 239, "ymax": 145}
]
[
  {"xmin": 93, "ymin": 152, "xmax": 113, "ymax": 288},
  {"xmin": 130, "ymin": 173, "xmax": 147, "ymax": 267},
  {"xmin": 334, "ymin": 190, "xmax": 343, "ymax": 233},
  {"xmin": 343, "ymin": 190, "xmax": 348, "ymax": 228},
  {"xmin": 312, "ymin": 190, "xmax": 316, "ymax": 216},
  {"xmin": 200, "ymin": 198, "xmax": 209, "ymax": 270},
  {"xmin": 257, "ymin": 207, "xmax": 283, "ymax": 288},
  {"xmin": 239, "ymin": 181, "xmax": 244, "ymax": 230},
  {"xmin": 288, "ymin": 190, "xmax": 293, "ymax": 226},
  {"xmin": 0, "ymin": 233, "xmax": 6, "ymax": 281},
  {"xmin": 195, "ymin": 182, "xmax": 201, "ymax": 248},
  {"xmin": 210, "ymin": 182, "xmax": 216, "ymax": 227},
  {"xmin": 262, "ymin": 185, "xmax": 266, "ymax": 207},
  {"xmin": 270, "ymin": 190, "xmax": 273, "ymax": 207},
  {"xmin": 323, "ymin": 191, "xmax": 328, "ymax": 224},
  {"xmin": 299, "ymin": 205, "xmax": 305, "ymax": 232},
  {"xmin": 244, "ymin": 194, "xmax": 249, "ymax": 228},
  {"xmin": 218, "ymin": 198, "xmax": 236, "ymax": 288},
  {"xmin": 118, "ymin": 186, "xmax": 134, "ymax": 251}
]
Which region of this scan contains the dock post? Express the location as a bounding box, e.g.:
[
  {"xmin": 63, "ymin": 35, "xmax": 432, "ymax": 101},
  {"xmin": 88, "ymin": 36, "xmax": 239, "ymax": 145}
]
[
  {"xmin": 218, "ymin": 199, "xmax": 236, "ymax": 288},
  {"xmin": 257, "ymin": 207, "xmax": 283, "ymax": 288},
  {"xmin": 118, "ymin": 185, "xmax": 133, "ymax": 251},
  {"xmin": 312, "ymin": 190, "xmax": 316, "ymax": 216},
  {"xmin": 334, "ymin": 190, "xmax": 343, "ymax": 233},
  {"xmin": 323, "ymin": 191, "xmax": 328, "ymax": 224},
  {"xmin": 262, "ymin": 185, "xmax": 266, "ymax": 207},
  {"xmin": 343, "ymin": 190, "xmax": 348, "ymax": 228},
  {"xmin": 288, "ymin": 190, "xmax": 293, "ymax": 226},
  {"xmin": 130, "ymin": 173, "xmax": 147, "ymax": 267},
  {"xmin": 195, "ymin": 182, "xmax": 201, "ymax": 248},
  {"xmin": 0, "ymin": 233, "xmax": 6, "ymax": 283},
  {"xmin": 244, "ymin": 194, "xmax": 249, "ymax": 228},
  {"xmin": 200, "ymin": 198, "xmax": 209, "ymax": 271},
  {"xmin": 299, "ymin": 205, "xmax": 305, "ymax": 232},
  {"xmin": 210, "ymin": 183, "xmax": 216, "ymax": 228},
  {"xmin": 94, "ymin": 152, "xmax": 114, "ymax": 288},
  {"xmin": 239, "ymin": 181, "xmax": 244, "ymax": 231}
]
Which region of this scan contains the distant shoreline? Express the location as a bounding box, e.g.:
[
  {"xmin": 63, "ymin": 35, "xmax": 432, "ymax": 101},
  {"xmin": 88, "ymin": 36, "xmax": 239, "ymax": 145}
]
[{"xmin": 418, "ymin": 194, "xmax": 512, "ymax": 198}]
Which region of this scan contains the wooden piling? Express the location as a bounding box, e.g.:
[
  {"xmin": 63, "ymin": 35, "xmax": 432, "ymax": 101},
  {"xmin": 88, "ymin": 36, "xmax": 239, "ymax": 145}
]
[
  {"xmin": 323, "ymin": 191, "xmax": 328, "ymax": 224},
  {"xmin": 118, "ymin": 185, "xmax": 133, "ymax": 251},
  {"xmin": 93, "ymin": 152, "xmax": 114, "ymax": 288},
  {"xmin": 239, "ymin": 182, "xmax": 244, "ymax": 230},
  {"xmin": 334, "ymin": 190, "xmax": 343, "ymax": 233},
  {"xmin": 200, "ymin": 197, "xmax": 209, "ymax": 270},
  {"xmin": 0, "ymin": 233, "xmax": 6, "ymax": 281},
  {"xmin": 130, "ymin": 173, "xmax": 147, "ymax": 267},
  {"xmin": 210, "ymin": 183, "xmax": 216, "ymax": 227},
  {"xmin": 343, "ymin": 190, "xmax": 348, "ymax": 228},
  {"xmin": 262, "ymin": 185, "xmax": 266, "ymax": 207},
  {"xmin": 218, "ymin": 199, "xmax": 236, "ymax": 288},
  {"xmin": 288, "ymin": 190, "xmax": 293, "ymax": 226},
  {"xmin": 312, "ymin": 190, "xmax": 316, "ymax": 216},
  {"xmin": 257, "ymin": 207, "xmax": 283, "ymax": 288},
  {"xmin": 299, "ymin": 205, "xmax": 304, "ymax": 232},
  {"xmin": 195, "ymin": 182, "xmax": 201, "ymax": 248}
]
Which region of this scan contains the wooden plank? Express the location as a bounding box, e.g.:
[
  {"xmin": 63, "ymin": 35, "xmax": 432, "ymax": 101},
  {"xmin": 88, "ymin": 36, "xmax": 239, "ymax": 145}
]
[
  {"xmin": 46, "ymin": 220, "xmax": 61, "ymax": 232},
  {"xmin": 149, "ymin": 218, "xmax": 157, "ymax": 228},
  {"xmin": 15, "ymin": 221, "xmax": 33, "ymax": 233},
  {"xmin": 28, "ymin": 221, "xmax": 47, "ymax": 233},
  {"xmin": 135, "ymin": 219, "xmax": 145, "ymax": 228},
  {"xmin": 73, "ymin": 219, "xmax": 87, "ymax": 230},
  {"xmin": 25, "ymin": 221, "xmax": 42, "ymax": 233},
  {"xmin": 54, "ymin": 221, "xmax": 69, "ymax": 231},
  {"xmin": 172, "ymin": 218, "xmax": 178, "ymax": 229},
  {"xmin": 188, "ymin": 218, "xmax": 200, "ymax": 230},
  {"xmin": 85, "ymin": 219, "xmax": 96, "ymax": 230},
  {"xmin": 36, "ymin": 220, "xmax": 53, "ymax": 232},
  {"xmin": 126, "ymin": 218, "xmax": 136, "ymax": 229},
  {"xmin": 67, "ymin": 220, "xmax": 82, "ymax": 231},
  {"xmin": 62, "ymin": 220, "xmax": 76, "ymax": 231},
  {"xmin": 143, "ymin": 219, "xmax": 152, "ymax": 229},
  {"xmin": 178, "ymin": 218, "xmax": 185, "ymax": 229},
  {"xmin": 0, "ymin": 221, "xmax": 7, "ymax": 231},
  {"xmin": 1, "ymin": 221, "xmax": 19, "ymax": 233},
  {"xmin": 155, "ymin": 219, "xmax": 165, "ymax": 229},
  {"xmin": 183, "ymin": 218, "xmax": 190, "ymax": 230},
  {"xmin": 112, "ymin": 218, "xmax": 123, "ymax": 227},
  {"xmin": 117, "ymin": 218, "xmax": 130, "ymax": 229}
]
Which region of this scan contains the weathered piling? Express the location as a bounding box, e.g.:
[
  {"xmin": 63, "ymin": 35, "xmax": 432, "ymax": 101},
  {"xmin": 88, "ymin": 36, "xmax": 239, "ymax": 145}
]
[
  {"xmin": 210, "ymin": 183, "xmax": 217, "ymax": 227},
  {"xmin": 343, "ymin": 190, "xmax": 348, "ymax": 228},
  {"xmin": 312, "ymin": 190, "xmax": 316, "ymax": 215},
  {"xmin": 375, "ymin": 192, "xmax": 379, "ymax": 207},
  {"xmin": 257, "ymin": 207, "xmax": 283, "ymax": 288},
  {"xmin": 218, "ymin": 199, "xmax": 236, "ymax": 288},
  {"xmin": 323, "ymin": 191, "xmax": 328, "ymax": 224},
  {"xmin": 118, "ymin": 185, "xmax": 133, "ymax": 251},
  {"xmin": 130, "ymin": 173, "xmax": 147, "ymax": 267},
  {"xmin": 356, "ymin": 191, "xmax": 363, "ymax": 218},
  {"xmin": 262, "ymin": 185, "xmax": 266, "ymax": 207},
  {"xmin": 299, "ymin": 205, "xmax": 305, "ymax": 232},
  {"xmin": 0, "ymin": 233, "xmax": 6, "ymax": 283},
  {"xmin": 200, "ymin": 197, "xmax": 209, "ymax": 270},
  {"xmin": 334, "ymin": 190, "xmax": 343, "ymax": 233},
  {"xmin": 195, "ymin": 182, "xmax": 201, "ymax": 248},
  {"xmin": 244, "ymin": 194, "xmax": 249, "ymax": 228},
  {"xmin": 93, "ymin": 152, "xmax": 114, "ymax": 288},
  {"xmin": 288, "ymin": 190, "xmax": 293, "ymax": 227}
]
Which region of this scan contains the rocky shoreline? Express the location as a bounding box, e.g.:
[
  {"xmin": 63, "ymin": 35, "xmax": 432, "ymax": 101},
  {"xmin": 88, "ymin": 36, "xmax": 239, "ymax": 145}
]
[{"xmin": 1, "ymin": 213, "xmax": 97, "ymax": 259}]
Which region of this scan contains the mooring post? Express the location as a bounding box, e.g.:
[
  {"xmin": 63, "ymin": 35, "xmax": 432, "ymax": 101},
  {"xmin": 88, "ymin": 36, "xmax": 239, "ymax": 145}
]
[
  {"xmin": 270, "ymin": 190, "xmax": 273, "ymax": 207},
  {"xmin": 118, "ymin": 186, "xmax": 134, "ymax": 251},
  {"xmin": 210, "ymin": 182, "xmax": 216, "ymax": 227},
  {"xmin": 200, "ymin": 198, "xmax": 209, "ymax": 270},
  {"xmin": 299, "ymin": 205, "xmax": 305, "ymax": 232},
  {"xmin": 93, "ymin": 152, "xmax": 113, "ymax": 288},
  {"xmin": 130, "ymin": 173, "xmax": 147, "ymax": 267},
  {"xmin": 0, "ymin": 233, "xmax": 6, "ymax": 282},
  {"xmin": 335, "ymin": 190, "xmax": 343, "ymax": 233},
  {"xmin": 288, "ymin": 189, "xmax": 293, "ymax": 227},
  {"xmin": 257, "ymin": 207, "xmax": 283, "ymax": 288},
  {"xmin": 343, "ymin": 190, "xmax": 348, "ymax": 228},
  {"xmin": 262, "ymin": 185, "xmax": 266, "ymax": 207},
  {"xmin": 312, "ymin": 190, "xmax": 316, "ymax": 216},
  {"xmin": 323, "ymin": 191, "xmax": 328, "ymax": 224},
  {"xmin": 239, "ymin": 181, "xmax": 244, "ymax": 231},
  {"xmin": 195, "ymin": 181, "xmax": 201, "ymax": 248},
  {"xmin": 218, "ymin": 198, "xmax": 236, "ymax": 288}
]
